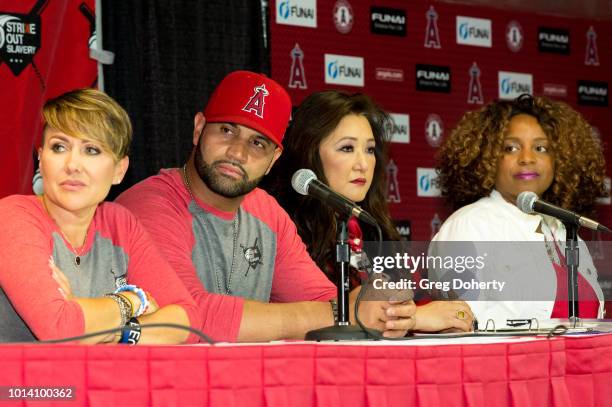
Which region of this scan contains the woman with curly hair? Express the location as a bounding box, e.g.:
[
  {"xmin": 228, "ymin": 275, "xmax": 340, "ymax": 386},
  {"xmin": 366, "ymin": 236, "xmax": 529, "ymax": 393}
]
[
  {"xmin": 432, "ymin": 94, "xmax": 606, "ymax": 326},
  {"xmin": 265, "ymin": 90, "xmax": 475, "ymax": 333}
]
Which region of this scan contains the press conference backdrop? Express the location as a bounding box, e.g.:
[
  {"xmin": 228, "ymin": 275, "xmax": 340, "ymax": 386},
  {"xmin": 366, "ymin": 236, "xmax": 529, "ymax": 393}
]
[{"xmin": 269, "ymin": 0, "xmax": 612, "ymax": 242}]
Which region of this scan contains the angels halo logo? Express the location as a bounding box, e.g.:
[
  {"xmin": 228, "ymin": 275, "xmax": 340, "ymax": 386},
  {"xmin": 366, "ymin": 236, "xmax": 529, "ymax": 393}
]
[
  {"xmin": 506, "ymin": 20, "xmax": 523, "ymax": 52},
  {"xmin": 333, "ymin": 0, "xmax": 353, "ymax": 34},
  {"xmin": 425, "ymin": 114, "xmax": 443, "ymax": 147}
]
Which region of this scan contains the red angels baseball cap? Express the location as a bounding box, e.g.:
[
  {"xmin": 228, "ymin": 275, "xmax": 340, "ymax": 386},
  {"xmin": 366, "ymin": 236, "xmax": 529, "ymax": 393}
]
[{"xmin": 203, "ymin": 70, "xmax": 292, "ymax": 149}]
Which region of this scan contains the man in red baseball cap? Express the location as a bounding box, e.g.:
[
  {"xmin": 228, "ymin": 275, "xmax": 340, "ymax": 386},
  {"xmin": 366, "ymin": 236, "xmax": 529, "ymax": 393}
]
[{"xmin": 117, "ymin": 71, "xmax": 416, "ymax": 342}]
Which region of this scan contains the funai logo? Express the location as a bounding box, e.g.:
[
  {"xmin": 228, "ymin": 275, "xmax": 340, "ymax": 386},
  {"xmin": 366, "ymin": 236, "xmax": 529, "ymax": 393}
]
[
  {"xmin": 387, "ymin": 113, "xmax": 410, "ymax": 143},
  {"xmin": 328, "ymin": 61, "xmax": 338, "ymax": 78},
  {"xmin": 538, "ymin": 27, "xmax": 570, "ymax": 54},
  {"xmin": 370, "ymin": 6, "xmax": 406, "ymax": 36},
  {"xmin": 324, "ymin": 53, "xmax": 364, "ymax": 87},
  {"xmin": 577, "ymin": 80, "xmax": 608, "ymax": 106},
  {"xmin": 372, "ymin": 12, "xmax": 405, "ymax": 25},
  {"xmin": 539, "ymin": 32, "xmax": 568, "ymax": 44},
  {"xmin": 417, "ymin": 168, "xmax": 441, "ymax": 197},
  {"xmin": 276, "ymin": 0, "xmax": 317, "ymax": 28},
  {"xmin": 498, "ymin": 71, "xmax": 532, "ymax": 99},
  {"xmin": 578, "ymin": 85, "xmax": 607, "ymax": 96},
  {"xmin": 420, "ymin": 176, "xmax": 429, "ymax": 191},
  {"xmin": 416, "ymin": 69, "xmax": 449, "ymax": 81},
  {"xmin": 500, "ymin": 78, "xmax": 529, "ymax": 94},
  {"xmin": 415, "ymin": 64, "xmax": 451, "ymax": 93},
  {"xmin": 279, "ymin": 1, "xmax": 290, "ymax": 18},
  {"xmin": 456, "ymin": 16, "xmax": 492, "ymax": 47}
]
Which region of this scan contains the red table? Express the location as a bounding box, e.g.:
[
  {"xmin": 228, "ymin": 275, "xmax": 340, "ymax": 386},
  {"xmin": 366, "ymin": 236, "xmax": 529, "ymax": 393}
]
[{"xmin": 1, "ymin": 334, "xmax": 611, "ymax": 407}]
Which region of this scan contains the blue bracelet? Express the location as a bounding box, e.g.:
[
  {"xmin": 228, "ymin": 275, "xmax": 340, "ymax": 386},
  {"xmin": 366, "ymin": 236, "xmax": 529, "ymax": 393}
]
[{"xmin": 114, "ymin": 284, "xmax": 149, "ymax": 317}]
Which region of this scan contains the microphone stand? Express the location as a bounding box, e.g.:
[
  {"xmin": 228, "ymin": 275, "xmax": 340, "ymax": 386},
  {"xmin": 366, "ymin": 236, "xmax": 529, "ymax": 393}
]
[
  {"xmin": 305, "ymin": 216, "xmax": 372, "ymax": 340},
  {"xmin": 564, "ymin": 222, "xmax": 580, "ymax": 325}
]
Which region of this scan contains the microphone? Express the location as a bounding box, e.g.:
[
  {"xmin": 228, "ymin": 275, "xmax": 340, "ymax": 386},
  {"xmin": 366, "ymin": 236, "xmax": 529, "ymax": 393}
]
[
  {"xmin": 517, "ymin": 191, "xmax": 611, "ymax": 233},
  {"xmin": 291, "ymin": 169, "xmax": 378, "ymax": 226}
]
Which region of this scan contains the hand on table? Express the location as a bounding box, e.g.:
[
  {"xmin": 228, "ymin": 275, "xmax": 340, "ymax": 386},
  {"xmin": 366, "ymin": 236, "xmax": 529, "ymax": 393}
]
[
  {"xmin": 413, "ymin": 300, "xmax": 475, "ymax": 332},
  {"xmin": 349, "ymin": 286, "xmax": 416, "ymax": 338}
]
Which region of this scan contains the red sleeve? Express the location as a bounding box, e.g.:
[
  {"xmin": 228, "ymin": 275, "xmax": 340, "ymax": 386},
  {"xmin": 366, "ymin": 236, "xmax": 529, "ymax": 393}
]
[
  {"xmin": 102, "ymin": 203, "xmax": 203, "ymax": 344},
  {"xmin": 116, "ymin": 172, "xmax": 244, "ymax": 342},
  {"xmin": 0, "ymin": 196, "xmax": 85, "ymax": 340},
  {"xmin": 248, "ymin": 191, "xmax": 337, "ymax": 303}
]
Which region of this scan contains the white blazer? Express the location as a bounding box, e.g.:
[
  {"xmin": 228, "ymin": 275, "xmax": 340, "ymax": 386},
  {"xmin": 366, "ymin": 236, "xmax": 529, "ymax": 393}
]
[{"xmin": 430, "ymin": 189, "xmax": 604, "ymax": 328}]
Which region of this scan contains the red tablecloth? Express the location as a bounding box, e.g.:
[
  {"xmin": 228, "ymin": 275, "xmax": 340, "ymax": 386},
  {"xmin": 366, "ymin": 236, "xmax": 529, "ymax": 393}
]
[{"xmin": 1, "ymin": 334, "xmax": 611, "ymax": 407}]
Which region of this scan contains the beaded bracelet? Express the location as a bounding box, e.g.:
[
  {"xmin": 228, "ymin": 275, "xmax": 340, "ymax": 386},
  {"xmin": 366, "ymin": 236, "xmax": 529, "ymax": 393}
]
[
  {"xmin": 115, "ymin": 293, "xmax": 135, "ymax": 317},
  {"xmin": 114, "ymin": 285, "xmax": 149, "ymax": 317},
  {"xmin": 105, "ymin": 293, "xmax": 131, "ymax": 327},
  {"xmin": 119, "ymin": 317, "xmax": 141, "ymax": 345}
]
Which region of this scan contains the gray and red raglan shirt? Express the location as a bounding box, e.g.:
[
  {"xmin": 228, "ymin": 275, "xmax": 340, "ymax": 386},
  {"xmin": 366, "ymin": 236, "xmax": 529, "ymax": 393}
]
[
  {"xmin": 116, "ymin": 169, "xmax": 336, "ymax": 342},
  {"xmin": 0, "ymin": 195, "xmax": 201, "ymax": 343}
]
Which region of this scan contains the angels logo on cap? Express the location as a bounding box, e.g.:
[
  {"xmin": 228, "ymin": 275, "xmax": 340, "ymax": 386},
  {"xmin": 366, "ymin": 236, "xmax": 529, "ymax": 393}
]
[
  {"xmin": 242, "ymin": 84, "xmax": 269, "ymax": 118},
  {"xmin": 204, "ymin": 71, "xmax": 292, "ymax": 148}
]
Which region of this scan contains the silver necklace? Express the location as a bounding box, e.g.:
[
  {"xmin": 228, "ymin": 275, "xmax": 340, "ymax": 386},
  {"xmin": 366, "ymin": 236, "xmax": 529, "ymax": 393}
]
[{"xmin": 182, "ymin": 164, "xmax": 239, "ymax": 295}]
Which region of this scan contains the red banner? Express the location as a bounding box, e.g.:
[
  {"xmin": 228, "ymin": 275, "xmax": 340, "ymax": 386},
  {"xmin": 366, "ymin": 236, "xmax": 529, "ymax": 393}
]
[{"xmin": 0, "ymin": 0, "xmax": 97, "ymax": 198}]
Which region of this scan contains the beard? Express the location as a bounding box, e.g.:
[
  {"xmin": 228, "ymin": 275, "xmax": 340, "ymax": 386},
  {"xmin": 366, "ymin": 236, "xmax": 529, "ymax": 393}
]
[{"xmin": 194, "ymin": 139, "xmax": 263, "ymax": 198}]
